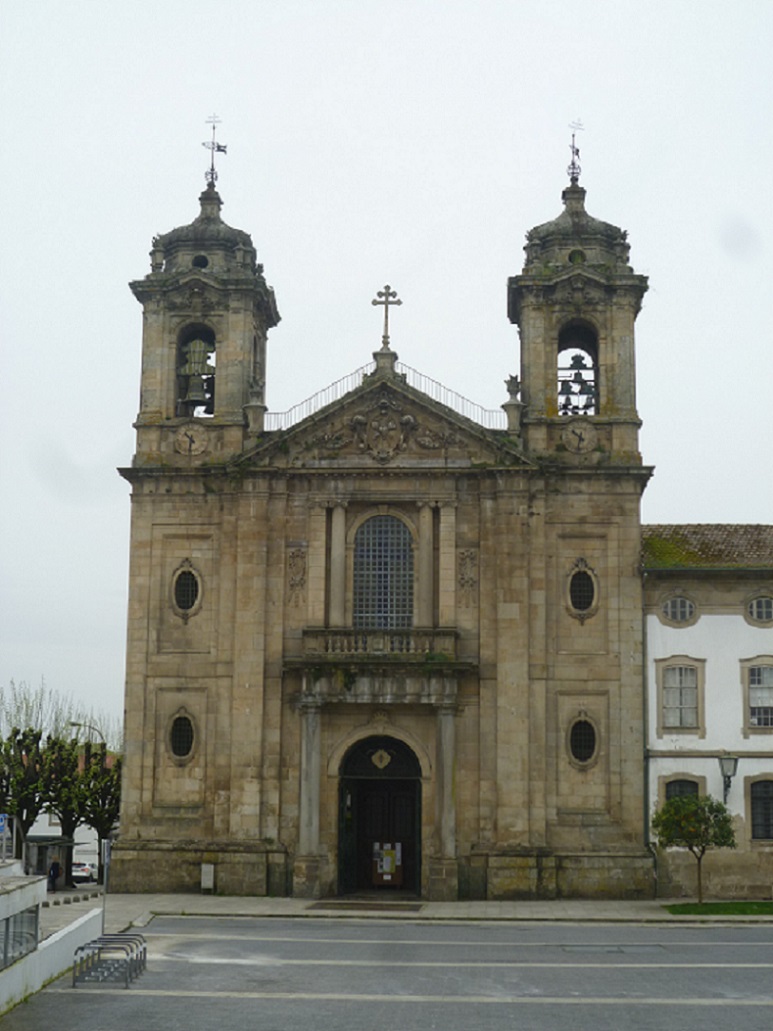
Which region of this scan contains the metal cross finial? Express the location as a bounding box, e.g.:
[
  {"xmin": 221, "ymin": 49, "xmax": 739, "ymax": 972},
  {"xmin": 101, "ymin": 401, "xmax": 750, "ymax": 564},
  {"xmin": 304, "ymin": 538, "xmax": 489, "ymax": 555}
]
[
  {"xmin": 567, "ymin": 119, "xmax": 584, "ymax": 185},
  {"xmin": 202, "ymin": 114, "xmax": 227, "ymax": 186},
  {"xmin": 371, "ymin": 285, "xmax": 402, "ymax": 350}
]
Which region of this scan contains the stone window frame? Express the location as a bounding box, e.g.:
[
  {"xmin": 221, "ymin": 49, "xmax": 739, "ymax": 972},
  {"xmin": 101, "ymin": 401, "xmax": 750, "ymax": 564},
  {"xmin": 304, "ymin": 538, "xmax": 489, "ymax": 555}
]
[
  {"xmin": 654, "ymin": 656, "xmax": 706, "ymax": 738},
  {"xmin": 656, "ymin": 773, "xmax": 707, "ymax": 810},
  {"xmin": 744, "ymin": 590, "xmax": 773, "ymax": 628},
  {"xmin": 165, "ymin": 706, "xmax": 199, "ymax": 766},
  {"xmin": 656, "ymin": 589, "xmax": 700, "ymax": 628},
  {"xmin": 170, "ymin": 559, "xmax": 203, "ymax": 623},
  {"xmin": 565, "ymin": 713, "xmax": 600, "ymax": 770},
  {"xmin": 745, "ymin": 776, "xmax": 773, "ymax": 845},
  {"xmin": 565, "ymin": 557, "xmax": 600, "ymax": 624},
  {"xmin": 740, "ymin": 656, "xmax": 773, "ymax": 738}
]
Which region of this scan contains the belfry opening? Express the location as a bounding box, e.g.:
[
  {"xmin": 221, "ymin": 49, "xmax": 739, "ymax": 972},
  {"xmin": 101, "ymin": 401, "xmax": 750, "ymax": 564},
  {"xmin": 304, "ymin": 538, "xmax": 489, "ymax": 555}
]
[{"xmin": 338, "ymin": 736, "xmax": 421, "ymax": 895}]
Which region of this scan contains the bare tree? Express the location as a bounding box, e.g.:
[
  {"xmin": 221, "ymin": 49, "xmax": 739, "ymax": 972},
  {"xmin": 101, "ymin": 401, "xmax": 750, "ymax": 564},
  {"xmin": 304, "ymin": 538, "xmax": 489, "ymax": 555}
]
[{"xmin": 0, "ymin": 679, "xmax": 122, "ymax": 751}]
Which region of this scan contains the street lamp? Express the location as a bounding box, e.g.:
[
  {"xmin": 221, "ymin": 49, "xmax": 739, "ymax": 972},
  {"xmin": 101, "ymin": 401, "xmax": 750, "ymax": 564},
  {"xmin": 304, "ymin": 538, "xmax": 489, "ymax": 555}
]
[
  {"xmin": 68, "ymin": 721, "xmax": 105, "ymax": 744},
  {"xmin": 68, "ymin": 721, "xmax": 108, "ymax": 931},
  {"xmin": 718, "ymin": 755, "xmax": 739, "ymax": 804}
]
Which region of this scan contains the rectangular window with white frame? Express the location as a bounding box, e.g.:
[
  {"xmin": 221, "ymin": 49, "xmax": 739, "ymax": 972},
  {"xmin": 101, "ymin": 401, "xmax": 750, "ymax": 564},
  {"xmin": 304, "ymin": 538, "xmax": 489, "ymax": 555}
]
[
  {"xmin": 741, "ymin": 658, "xmax": 773, "ymax": 737},
  {"xmin": 655, "ymin": 657, "xmax": 706, "ymax": 737}
]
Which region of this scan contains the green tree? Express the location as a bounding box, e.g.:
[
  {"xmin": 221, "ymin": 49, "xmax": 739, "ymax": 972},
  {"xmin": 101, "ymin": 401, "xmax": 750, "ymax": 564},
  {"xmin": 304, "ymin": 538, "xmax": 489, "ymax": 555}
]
[
  {"xmin": 652, "ymin": 794, "xmax": 736, "ymax": 903},
  {"xmin": 42, "ymin": 736, "xmax": 86, "ymax": 886},
  {"xmin": 81, "ymin": 743, "xmax": 122, "ymax": 884},
  {"xmin": 3, "ymin": 728, "xmax": 46, "ymax": 858}
]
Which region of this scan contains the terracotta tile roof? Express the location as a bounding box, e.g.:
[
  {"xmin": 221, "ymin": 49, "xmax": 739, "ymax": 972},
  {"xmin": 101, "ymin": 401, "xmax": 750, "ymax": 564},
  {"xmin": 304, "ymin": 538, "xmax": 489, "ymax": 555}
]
[{"xmin": 641, "ymin": 525, "xmax": 773, "ymax": 570}]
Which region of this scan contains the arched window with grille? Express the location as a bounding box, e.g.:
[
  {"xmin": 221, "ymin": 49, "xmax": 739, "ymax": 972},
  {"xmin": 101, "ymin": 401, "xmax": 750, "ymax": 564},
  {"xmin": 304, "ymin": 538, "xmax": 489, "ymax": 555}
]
[
  {"xmin": 353, "ymin": 515, "xmax": 414, "ymax": 629},
  {"xmin": 665, "ymin": 778, "xmax": 699, "ymax": 801}
]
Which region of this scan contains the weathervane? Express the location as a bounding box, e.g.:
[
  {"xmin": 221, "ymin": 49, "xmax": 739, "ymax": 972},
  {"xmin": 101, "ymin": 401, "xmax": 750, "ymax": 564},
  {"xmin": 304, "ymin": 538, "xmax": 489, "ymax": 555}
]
[
  {"xmin": 371, "ymin": 285, "xmax": 402, "ymax": 350},
  {"xmin": 567, "ymin": 119, "xmax": 584, "ymax": 185},
  {"xmin": 202, "ymin": 114, "xmax": 227, "ymax": 186}
]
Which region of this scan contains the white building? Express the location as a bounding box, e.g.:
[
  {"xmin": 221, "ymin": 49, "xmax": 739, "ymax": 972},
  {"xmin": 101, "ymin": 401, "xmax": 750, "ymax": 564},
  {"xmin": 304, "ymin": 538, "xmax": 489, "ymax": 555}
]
[{"xmin": 644, "ymin": 525, "xmax": 773, "ymax": 897}]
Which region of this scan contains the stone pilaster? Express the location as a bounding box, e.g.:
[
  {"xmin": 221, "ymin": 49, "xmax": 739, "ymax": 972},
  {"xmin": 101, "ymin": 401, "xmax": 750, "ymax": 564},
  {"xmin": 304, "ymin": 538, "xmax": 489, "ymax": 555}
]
[{"xmin": 329, "ymin": 503, "xmax": 347, "ymax": 627}]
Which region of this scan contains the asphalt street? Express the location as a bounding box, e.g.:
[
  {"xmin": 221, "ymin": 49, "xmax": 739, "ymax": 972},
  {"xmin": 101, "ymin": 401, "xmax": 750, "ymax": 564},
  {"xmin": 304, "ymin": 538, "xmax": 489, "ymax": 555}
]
[{"xmin": 6, "ymin": 916, "xmax": 773, "ymax": 1031}]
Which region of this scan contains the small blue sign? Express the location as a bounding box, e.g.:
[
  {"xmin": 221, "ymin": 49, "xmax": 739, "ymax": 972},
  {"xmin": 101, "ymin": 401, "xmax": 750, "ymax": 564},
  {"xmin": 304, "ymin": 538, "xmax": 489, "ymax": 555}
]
[{"xmin": 0, "ymin": 814, "xmax": 6, "ymax": 834}]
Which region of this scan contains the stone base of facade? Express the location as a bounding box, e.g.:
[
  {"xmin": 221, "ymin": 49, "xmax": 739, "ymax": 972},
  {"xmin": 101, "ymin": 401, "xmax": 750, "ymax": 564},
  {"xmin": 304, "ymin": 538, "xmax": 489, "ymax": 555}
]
[
  {"xmin": 655, "ymin": 848, "xmax": 773, "ymax": 899},
  {"xmin": 427, "ymin": 858, "xmax": 459, "ymax": 901},
  {"xmin": 292, "ymin": 855, "xmax": 329, "ymax": 898},
  {"xmin": 464, "ymin": 849, "xmax": 655, "ymax": 900},
  {"xmin": 110, "ymin": 842, "xmax": 656, "ymax": 900},
  {"xmin": 109, "ymin": 840, "xmax": 289, "ymax": 896}
]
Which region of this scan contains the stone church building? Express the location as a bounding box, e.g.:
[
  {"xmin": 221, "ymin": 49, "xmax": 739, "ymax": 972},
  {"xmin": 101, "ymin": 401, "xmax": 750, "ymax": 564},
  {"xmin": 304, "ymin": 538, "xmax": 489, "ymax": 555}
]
[{"xmin": 110, "ymin": 167, "xmax": 771, "ymax": 899}]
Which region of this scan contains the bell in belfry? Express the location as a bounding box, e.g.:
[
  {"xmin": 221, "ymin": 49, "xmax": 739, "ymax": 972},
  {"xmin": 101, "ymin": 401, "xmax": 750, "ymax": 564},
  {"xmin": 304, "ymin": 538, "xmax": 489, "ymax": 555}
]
[{"xmin": 184, "ymin": 376, "xmax": 208, "ymax": 404}]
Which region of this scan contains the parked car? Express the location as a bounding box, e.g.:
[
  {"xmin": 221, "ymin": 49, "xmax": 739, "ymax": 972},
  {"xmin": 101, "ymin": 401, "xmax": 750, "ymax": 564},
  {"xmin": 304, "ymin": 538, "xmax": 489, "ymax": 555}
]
[{"xmin": 71, "ymin": 861, "xmax": 97, "ymax": 883}]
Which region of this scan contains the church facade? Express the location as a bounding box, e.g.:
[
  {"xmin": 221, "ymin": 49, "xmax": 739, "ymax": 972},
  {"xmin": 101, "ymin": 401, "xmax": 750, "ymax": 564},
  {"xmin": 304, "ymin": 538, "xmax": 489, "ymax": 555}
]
[{"xmin": 110, "ymin": 169, "xmax": 771, "ymax": 899}]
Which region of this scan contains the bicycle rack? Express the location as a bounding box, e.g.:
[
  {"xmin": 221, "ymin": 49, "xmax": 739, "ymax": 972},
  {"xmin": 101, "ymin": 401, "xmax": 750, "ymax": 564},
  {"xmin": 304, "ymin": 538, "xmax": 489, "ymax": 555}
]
[{"xmin": 72, "ymin": 933, "xmax": 147, "ymax": 988}]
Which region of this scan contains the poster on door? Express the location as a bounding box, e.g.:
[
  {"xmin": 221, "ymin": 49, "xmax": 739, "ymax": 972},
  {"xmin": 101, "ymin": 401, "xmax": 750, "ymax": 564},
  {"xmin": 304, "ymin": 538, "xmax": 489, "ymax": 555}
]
[{"xmin": 372, "ymin": 841, "xmax": 403, "ymax": 886}]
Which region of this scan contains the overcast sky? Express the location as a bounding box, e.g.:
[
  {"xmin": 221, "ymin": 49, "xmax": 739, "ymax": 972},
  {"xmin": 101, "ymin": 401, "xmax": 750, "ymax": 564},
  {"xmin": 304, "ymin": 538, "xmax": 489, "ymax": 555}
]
[{"xmin": 2, "ymin": 0, "xmax": 771, "ymax": 721}]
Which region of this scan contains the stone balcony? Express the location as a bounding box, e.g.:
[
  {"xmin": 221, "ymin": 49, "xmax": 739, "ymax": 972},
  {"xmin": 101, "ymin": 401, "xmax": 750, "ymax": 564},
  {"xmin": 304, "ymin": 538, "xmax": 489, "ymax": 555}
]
[
  {"xmin": 301, "ymin": 627, "xmax": 459, "ymax": 660},
  {"xmin": 286, "ymin": 628, "xmax": 474, "ymax": 707}
]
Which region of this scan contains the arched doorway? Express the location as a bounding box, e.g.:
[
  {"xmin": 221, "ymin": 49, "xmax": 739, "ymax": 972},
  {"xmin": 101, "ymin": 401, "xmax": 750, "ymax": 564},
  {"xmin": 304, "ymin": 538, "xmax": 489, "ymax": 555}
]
[{"xmin": 338, "ymin": 735, "xmax": 421, "ymax": 895}]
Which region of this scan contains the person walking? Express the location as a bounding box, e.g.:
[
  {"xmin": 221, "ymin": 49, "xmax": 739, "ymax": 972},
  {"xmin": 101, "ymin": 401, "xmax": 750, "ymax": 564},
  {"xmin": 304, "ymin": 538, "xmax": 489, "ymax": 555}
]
[{"xmin": 48, "ymin": 857, "xmax": 61, "ymax": 893}]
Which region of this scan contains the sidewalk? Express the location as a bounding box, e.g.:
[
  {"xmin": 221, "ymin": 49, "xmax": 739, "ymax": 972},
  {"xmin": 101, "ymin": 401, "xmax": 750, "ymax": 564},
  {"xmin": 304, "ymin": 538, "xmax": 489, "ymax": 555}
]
[{"xmin": 40, "ymin": 890, "xmax": 773, "ymax": 940}]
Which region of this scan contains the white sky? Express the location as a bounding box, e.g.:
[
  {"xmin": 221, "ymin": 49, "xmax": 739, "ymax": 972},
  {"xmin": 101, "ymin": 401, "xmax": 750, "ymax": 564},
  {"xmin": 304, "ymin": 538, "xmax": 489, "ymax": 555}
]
[{"xmin": 2, "ymin": 0, "xmax": 771, "ymax": 721}]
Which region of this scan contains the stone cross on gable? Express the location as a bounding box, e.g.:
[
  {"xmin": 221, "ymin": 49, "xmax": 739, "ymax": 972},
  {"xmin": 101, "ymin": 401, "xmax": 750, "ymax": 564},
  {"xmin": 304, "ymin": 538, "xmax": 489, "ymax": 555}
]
[{"xmin": 371, "ymin": 284, "xmax": 402, "ymax": 350}]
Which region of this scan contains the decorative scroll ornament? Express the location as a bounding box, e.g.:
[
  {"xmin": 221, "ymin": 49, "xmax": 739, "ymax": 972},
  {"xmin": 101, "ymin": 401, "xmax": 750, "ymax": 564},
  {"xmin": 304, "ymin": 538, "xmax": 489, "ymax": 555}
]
[
  {"xmin": 288, "ymin": 548, "xmax": 307, "ymax": 606},
  {"xmin": 458, "ymin": 549, "xmax": 478, "ymax": 607}
]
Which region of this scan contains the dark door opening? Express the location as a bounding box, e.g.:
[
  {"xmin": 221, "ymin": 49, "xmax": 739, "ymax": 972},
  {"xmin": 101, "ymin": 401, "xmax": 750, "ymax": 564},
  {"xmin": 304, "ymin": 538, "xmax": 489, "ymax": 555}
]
[{"xmin": 338, "ymin": 736, "xmax": 421, "ymax": 895}]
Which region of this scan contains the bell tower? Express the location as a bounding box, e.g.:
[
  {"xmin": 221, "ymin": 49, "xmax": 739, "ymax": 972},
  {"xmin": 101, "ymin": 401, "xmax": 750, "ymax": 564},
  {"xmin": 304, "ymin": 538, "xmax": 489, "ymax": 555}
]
[
  {"xmin": 129, "ymin": 169, "xmax": 279, "ymax": 463},
  {"xmin": 507, "ymin": 145, "xmax": 647, "ymax": 461}
]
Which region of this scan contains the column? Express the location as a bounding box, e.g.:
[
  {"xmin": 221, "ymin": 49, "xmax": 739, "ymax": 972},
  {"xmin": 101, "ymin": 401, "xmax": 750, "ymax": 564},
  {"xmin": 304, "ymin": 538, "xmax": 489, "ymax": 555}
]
[
  {"xmin": 298, "ymin": 697, "xmax": 321, "ymax": 855},
  {"xmin": 417, "ymin": 503, "xmax": 434, "ymax": 627},
  {"xmin": 329, "ymin": 503, "xmax": 347, "ymax": 627},
  {"xmin": 306, "ymin": 504, "xmax": 327, "ymax": 627},
  {"xmin": 438, "ymin": 503, "xmax": 457, "ymax": 626},
  {"xmin": 437, "ymin": 704, "xmax": 457, "ymax": 857}
]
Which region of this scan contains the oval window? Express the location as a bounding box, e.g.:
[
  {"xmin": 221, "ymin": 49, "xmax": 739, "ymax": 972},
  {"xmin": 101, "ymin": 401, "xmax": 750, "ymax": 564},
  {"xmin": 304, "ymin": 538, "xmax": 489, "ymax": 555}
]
[
  {"xmin": 569, "ymin": 570, "xmax": 595, "ymax": 612},
  {"xmin": 174, "ymin": 570, "xmax": 199, "ymax": 611},
  {"xmin": 192, "ymin": 254, "xmax": 209, "ymax": 268},
  {"xmin": 170, "ymin": 715, "xmax": 194, "ymax": 758},
  {"xmin": 570, "ymin": 719, "xmax": 596, "ymax": 763},
  {"xmin": 748, "ymin": 597, "xmax": 773, "ymax": 623},
  {"xmin": 662, "ymin": 596, "xmax": 695, "ymax": 623}
]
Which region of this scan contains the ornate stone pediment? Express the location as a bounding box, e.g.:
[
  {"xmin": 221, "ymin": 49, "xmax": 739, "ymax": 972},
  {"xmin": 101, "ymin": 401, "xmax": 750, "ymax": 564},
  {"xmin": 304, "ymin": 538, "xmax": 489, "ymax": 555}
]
[
  {"xmin": 165, "ymin": 279, "xmax": 225, "ymax": 313},
  {"xmin": 244, "ymin": 381, "xmax": 528, "ymax": 469}
]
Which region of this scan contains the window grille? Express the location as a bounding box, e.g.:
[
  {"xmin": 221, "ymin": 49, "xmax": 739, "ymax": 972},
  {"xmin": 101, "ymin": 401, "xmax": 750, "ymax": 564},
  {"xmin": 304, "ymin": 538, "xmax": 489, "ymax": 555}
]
[
  {"xmin": 569, "ymin": 720, "xmax": 596, "ymax": 763},
  {"xmin": 749, "ymin": 666, "xmax": 773, "ymax": 728},
  {"xmin": 569, "ymin": 570, "xmax": 595, "ymax": 612},
  {"xmin": 663, "ymin": 666, "xmax": 698, "ymax": 728},
  {"xmin": 170, "ymin": 716, "xmax": 194, "ymax": 758},
  {"xmin": 353, "ymin": 516, "xmax": 414, "ymax": 630},
  {"xmin": 174, "ymin": 570, "xmax": 199, "ymax": 611},
  {"xmin": 751, "ymin": 781, "xmax": 773, "ymax": 839},
  {"xmin": 665, "ymin": 779, "xmax": 699, "ymax": 800}
]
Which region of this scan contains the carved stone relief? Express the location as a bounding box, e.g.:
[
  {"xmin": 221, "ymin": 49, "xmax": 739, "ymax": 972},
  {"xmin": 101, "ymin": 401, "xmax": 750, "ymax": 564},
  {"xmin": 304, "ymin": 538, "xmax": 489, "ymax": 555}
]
[
  {"xmin": 287, "ymin": 547, "xmax": 307, "ymax": 607},
  {"xmin": 458, "ymin": 549, "xmax": 478, "ymax": 607},
  {"xmin": 303, "ymin": 387, "xmax": 465, "ymax": 465}
]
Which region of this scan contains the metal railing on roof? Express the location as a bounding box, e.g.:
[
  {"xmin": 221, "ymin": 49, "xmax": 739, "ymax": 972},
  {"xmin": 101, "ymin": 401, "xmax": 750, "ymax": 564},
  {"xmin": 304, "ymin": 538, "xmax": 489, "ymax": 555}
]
[{"xmin": 264, "ymin": 361, "xmax": 507, "ymax": 431}]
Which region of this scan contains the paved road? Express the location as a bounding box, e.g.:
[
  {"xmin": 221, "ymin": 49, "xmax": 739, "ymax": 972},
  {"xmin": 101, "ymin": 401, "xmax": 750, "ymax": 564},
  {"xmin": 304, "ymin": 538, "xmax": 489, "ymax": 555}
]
[{"xmin": 8, "ymin": 916, "xmax": 773, "ymax": 1030}]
